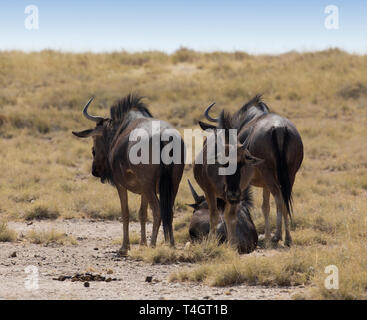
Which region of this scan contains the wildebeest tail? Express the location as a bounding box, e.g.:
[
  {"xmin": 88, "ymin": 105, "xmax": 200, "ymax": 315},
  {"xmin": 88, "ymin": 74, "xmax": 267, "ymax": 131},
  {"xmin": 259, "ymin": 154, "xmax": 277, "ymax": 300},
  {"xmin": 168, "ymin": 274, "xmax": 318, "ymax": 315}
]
[
  {"xmin": 271, "ymin": 127, "xmax": 293, "ymax": 218},
  {"xmin": 159, "ymin": 146, "xmax": 174, "ymax": 244}
]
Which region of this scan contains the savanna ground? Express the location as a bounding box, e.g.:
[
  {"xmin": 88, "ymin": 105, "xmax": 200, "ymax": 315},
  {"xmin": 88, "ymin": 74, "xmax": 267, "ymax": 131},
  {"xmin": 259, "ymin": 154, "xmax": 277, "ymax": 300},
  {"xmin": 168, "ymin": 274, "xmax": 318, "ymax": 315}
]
[{"xmin": 0, "ymin": 48, "xmax": 367, "ymax": 299}]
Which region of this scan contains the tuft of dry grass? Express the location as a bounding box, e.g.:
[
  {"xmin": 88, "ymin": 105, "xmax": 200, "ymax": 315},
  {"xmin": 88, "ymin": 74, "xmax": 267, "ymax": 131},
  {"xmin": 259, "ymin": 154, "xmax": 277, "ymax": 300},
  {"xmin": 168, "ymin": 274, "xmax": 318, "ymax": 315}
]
[
  {"xmin": 170, "ymin": 247, "xmax": 315, "ymax": 287},
  {"xmin": 0, "ymin": 223, "xmax": 18, "ymax": 242},
  {"xmin": 25, "ymin": 204, "xmax": 60, "ymax": 220},
  {"xmin": 112, "ymin": 231, "xmax": 140, "ymax": 245},
  {"xmin": 26, "ymin": 229, "xmax": 77, "ymax": 245},
  {"xmin": 130, "ymin": 237, "xmax": 236, "ymax": 264}
]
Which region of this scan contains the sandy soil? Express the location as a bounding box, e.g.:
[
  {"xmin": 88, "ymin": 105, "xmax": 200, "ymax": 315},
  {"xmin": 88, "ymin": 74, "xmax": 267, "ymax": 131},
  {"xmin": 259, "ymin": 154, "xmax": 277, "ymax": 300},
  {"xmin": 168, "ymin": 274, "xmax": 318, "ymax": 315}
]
[{"xmin": 0, "ymin": 220, "xmax": 304, "ymax": 300}]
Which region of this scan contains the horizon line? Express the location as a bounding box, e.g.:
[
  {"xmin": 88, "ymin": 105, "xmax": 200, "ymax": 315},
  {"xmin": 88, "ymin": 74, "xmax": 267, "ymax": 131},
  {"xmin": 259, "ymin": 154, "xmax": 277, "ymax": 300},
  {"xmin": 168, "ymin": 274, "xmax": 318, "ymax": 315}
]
[{"xmin": 1, "ymin": 46, "xmax": 366, "ymax": 56}]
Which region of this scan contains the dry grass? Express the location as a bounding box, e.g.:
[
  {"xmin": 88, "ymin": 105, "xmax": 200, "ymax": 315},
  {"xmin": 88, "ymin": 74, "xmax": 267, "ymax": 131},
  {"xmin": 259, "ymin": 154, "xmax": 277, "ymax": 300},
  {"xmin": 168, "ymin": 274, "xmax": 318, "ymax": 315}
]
[
  {"xmin": 26, "ymin": 229, "xmax": 77, "ymax": 245},
  {"xmin": 1, "ymin": 48, "xmax": 367, "ymax": 298},
  {"xmin": 112, "ymin": 231, "xmax": 141, "ymax": 245},
  {"xmin": 130, "ymin": 238, "xmax": 235, "ymax": 264},
  {"xmin": 0, "ymin": 223, "xmax": 18, "ymax": 242},
  {"xmin": 25, "ymin": 204, "xmax": 60, "ymax": 220}
]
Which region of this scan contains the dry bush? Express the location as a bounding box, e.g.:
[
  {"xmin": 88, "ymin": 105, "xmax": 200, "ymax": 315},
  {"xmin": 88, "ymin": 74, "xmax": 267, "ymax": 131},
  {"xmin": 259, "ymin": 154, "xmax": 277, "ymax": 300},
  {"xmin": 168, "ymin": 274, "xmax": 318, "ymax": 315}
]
[
  {"xmin": 26, "ymin": 229, "xmax": 77, "ymax": 245},
  {"xmin": 25, "ymin": 204, "xmax": 60, "ymax": 220},
  {"xmin": 0, "ymin": 223, "xmax": 17, "ymax": 242},
  {"xmin": 130, "ymin": 238, "xmax": 236, "ymax": 264}
]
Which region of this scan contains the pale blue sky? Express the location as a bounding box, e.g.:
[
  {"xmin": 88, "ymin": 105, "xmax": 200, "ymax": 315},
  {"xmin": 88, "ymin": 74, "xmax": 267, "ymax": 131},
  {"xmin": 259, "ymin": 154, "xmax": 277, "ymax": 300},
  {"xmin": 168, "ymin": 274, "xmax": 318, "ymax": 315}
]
[{"xmin": 0, "ymin": 0, "xmax": 366, "ymax": 53}]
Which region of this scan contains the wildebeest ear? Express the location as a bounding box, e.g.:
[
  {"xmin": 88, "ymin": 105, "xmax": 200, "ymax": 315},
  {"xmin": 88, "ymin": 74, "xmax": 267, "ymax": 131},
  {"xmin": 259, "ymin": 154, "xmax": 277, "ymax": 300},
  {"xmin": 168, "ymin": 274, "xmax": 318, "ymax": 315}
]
[
  {"xmin": 198, "ymin": 121, "xmax": 216, "ymax": 131},
  {"xmin": 243, "ymin": 149, "xmax": 264, "ymax": 166},
  {"xmin": 72, "ymin": 128, "xmax": 102, "ymax": 138}
]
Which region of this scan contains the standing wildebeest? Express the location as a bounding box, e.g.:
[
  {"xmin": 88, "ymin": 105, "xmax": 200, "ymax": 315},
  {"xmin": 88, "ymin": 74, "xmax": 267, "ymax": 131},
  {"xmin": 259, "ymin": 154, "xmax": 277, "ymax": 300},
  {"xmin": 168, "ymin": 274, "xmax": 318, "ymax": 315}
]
[
  {"xmin": 193, "ymin": 109, "xmax": 264, "ymax": 249},
  {"xmin": 72, "ymin": 94, "xmax": 185, "ymax": 255},
  {"xmin": 201, "ymin": 95, "xmax": 304, "ymax": 246},
  {"xmin": 187, "ymin": 180, "xmax": 258, "ymax": 254}
]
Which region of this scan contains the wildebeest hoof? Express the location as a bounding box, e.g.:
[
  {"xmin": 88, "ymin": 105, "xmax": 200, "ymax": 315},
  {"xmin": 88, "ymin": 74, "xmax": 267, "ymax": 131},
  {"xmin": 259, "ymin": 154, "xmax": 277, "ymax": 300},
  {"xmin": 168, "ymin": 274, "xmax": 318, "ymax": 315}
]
[
  {"xmin": 284, "ymin": 238, "xmax": 292, "ymax": 247},
  {"xmin": 117, "ymin": 248, "xmax": 128, "ymax": 257},
  {"xmin": 271, "ymin": 235, "xmax": 282, "ymax": 243}
]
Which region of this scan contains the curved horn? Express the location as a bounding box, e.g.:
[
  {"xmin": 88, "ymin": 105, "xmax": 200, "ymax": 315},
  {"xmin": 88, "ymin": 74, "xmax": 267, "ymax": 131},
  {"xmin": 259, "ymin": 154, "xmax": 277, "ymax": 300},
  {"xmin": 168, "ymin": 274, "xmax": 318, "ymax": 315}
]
[
  {"xmin": 187, "ymin": 179, "xmax": 200, "ymax": 203},
  {"xmin": 83, "ymin": 97, "xmax": 104, "ymax": 123},
  {"xmin": 204, "ymin": 102, "xmax": 218, "ymax": 122}
]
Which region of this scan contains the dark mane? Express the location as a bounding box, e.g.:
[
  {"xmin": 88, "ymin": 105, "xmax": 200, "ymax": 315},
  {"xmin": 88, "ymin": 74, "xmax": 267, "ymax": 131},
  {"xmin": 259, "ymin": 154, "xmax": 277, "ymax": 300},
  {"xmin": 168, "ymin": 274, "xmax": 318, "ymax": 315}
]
[
  {"xmin": 232, "ymin": 94, "xmax": 270, "ymax": 130},
  {"xmin": 110, "ymin": 94, "xmax": 153, "ymax": 122},
  {"xmin": 239, "ymin": 94, "xmax": 269, "ymax": 114},
  {"xmin": 240, "ymin": 186, "xmax": 253, "ymax": 209},
  {"xmin": 218, "ymin": 110, "xmax": 233, "ymax": 130}
]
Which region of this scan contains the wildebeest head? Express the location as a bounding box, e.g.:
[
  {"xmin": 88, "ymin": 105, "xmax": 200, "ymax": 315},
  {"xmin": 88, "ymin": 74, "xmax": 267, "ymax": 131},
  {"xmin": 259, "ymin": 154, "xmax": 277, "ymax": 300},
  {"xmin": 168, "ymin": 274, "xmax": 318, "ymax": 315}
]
[
  {"xmin": 187, "ymin": 180, "xmax": 258, "ymax": 254},
  {"xmin": 73, "ymin": 94, "xmax": 153, "ymax": 184},
  {"xmin": 72, "ymin": 97, "xmax": 113, "ymax": 183},
  {"xmin": 204, "ymin": 103, "xmax": 264, "ymax": 203}
]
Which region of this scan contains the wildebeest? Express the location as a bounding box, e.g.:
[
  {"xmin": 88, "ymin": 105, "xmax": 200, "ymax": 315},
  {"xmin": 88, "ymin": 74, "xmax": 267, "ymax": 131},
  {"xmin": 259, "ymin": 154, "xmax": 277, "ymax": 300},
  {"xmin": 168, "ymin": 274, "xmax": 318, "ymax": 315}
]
[
  {"xmin": 187, "ymin": 180, "xmax": 258, "ymax": 254},
  {"xmin": 193, "ymin": 109, "xmax": 264, "ymax": 249},
  {"xmin": 200, "ymin": 95, "xmax": 304, "ymax": 246},
  {"xmin": 72, "ymin": 94, "xmax": 185, "ymax": 255}
]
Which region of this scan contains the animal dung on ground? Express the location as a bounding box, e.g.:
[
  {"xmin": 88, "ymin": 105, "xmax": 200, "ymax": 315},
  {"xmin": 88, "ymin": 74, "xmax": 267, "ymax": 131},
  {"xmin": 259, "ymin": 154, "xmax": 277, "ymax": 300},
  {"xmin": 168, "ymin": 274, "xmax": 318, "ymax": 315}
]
[{"xmin": 53, "ymin": 273, "xmax": 118, "ymax": 283}]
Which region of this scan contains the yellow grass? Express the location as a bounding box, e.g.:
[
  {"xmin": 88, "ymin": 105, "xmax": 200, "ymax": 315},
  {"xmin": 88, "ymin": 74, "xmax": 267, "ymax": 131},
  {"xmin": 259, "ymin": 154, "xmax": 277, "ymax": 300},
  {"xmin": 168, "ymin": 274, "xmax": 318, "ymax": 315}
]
[
  {"xmin": 130, "ymin": 238, "xmax": 235, "ymax": 264},
  {"xmin": 26, "ymin": 229, "xmax": 77, "ymax": 245},
  {"xmin": 0, "ymin": 223, "xmax": 18, "ymax": 242},
  {"xmin": 1, "ymin": 48, "xmax": 367, "ymax": 298}
]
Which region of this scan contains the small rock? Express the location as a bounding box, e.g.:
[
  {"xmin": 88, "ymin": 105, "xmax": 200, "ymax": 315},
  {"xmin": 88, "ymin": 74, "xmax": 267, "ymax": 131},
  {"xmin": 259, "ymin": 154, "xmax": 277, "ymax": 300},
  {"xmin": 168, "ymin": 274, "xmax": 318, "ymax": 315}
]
[
  {"xmin": 225, "ymin": 291, "xmax": 232, "ymax": 295},
  {"xmin": 84, "ymin": 282, "xmax": 90, "ymax": 288},
  {"xmin": 145, "ymin": 276, "xmax": 153, "ymax": 283},
  {"xmin": 9, "ymin": 252, "xmax": 17, "ymax": 258},
  {"xmin": 94, "ymin": 248, "xmax": 99, "ymax": 251},
  {"xmin": 203, "ymin": 296, "xmax": 210, "ymax": 300},
  {"xmin": 107, "ymin": 269, "xmax": 113, "ymax": 274}
]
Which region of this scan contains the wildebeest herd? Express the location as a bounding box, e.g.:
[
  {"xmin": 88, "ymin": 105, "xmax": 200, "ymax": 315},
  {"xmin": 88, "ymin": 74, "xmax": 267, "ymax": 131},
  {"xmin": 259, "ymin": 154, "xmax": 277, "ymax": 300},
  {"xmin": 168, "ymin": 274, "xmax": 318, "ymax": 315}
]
[{"xmin": 73, "ymin": 93, "xmax": 303, "ymax": 255}]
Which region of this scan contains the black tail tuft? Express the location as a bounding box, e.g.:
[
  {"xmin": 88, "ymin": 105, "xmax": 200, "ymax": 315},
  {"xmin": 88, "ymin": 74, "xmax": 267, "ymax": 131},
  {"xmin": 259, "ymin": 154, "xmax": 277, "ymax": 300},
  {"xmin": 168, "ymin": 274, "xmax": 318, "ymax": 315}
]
[
  {"xmin": 159, "ymin": 159, "xmax": 174, "ymax": 244},
  {"xmin": 271, "ymin": 127, "xmax": 293, "ymax": 217}
]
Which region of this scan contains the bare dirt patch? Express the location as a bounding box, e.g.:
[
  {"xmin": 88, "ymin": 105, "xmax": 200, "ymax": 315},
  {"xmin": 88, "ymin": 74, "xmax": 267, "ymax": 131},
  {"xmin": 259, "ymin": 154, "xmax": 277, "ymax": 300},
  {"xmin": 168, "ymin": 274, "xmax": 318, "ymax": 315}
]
[{"xmin": 0, "ymin": 220, "xmax": 303, "ymax": 300}]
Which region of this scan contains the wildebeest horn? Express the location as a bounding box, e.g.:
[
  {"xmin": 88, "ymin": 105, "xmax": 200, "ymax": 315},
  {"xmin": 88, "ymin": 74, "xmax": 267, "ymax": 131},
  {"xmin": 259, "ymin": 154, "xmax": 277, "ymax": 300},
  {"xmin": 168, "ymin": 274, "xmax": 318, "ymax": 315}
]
[
  {"xmin": 204, "ymin": 102, "xmax": 219, "ymax": 122},
  {"xmin": 187, "ymin": 179, "xmax": 200, "ymax": 203},
  {"xmin": 83, "ymin": 97, "xmax": 104, "ymax": 123}
]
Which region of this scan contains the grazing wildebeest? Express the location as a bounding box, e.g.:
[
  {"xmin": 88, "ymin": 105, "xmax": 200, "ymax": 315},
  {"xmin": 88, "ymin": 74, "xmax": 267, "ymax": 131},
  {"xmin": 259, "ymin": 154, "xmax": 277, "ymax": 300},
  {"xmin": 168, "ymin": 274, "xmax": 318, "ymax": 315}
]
[
  {"xmin": 187, "ymin": 180, "xmax": 258, "ymax": 254},
  {"xmin": 201, "ymin": 95, "xmax": 304, "ymax": 246},
  {"xmin": 72, "ymin": 94, "xmax": 185, "ymax": 255},
  {"xmin": 193, "ymin": 110, "xmax": 264, "ymax": 249}
]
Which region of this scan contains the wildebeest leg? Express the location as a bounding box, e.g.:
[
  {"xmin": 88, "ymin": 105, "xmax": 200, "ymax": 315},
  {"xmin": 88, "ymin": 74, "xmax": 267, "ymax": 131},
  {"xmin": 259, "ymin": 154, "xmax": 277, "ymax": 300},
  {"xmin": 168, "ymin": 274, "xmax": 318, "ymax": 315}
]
[
  {"xmin": 283, "ymin": 209, "xmax": 292, "ymax": 246},
  {"xmin": 139, "ymin": 195, "xmax": 148, "ymax": 246},
  {"xmin": 223, "ymin": 203, "xmax": 238, "ymax": 247},
  {"xmin": 117, "ymin": 185, "xmax": 130, "ymax": 255},
  {"xmin": 272, "ymin": 194, "xmax": 283, "ymax": 243},
  {"xmin": 205, "ymin": 190, "xmax": 219, "ymax": 238},
  {"xmin": 147, "ymin": 192, "xmax": 161, "ymax": 247},
  {"xmin": 262, "ymin": 188, "xmax": 271, "ymax": 243},
  {"xmin": 283, "ymin": 173, "xmax": 295, "ymax": 246}
]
